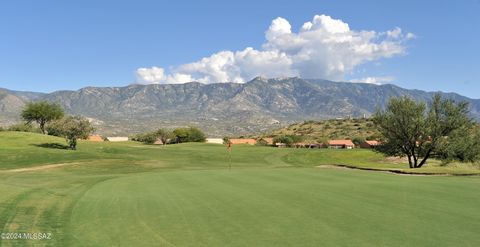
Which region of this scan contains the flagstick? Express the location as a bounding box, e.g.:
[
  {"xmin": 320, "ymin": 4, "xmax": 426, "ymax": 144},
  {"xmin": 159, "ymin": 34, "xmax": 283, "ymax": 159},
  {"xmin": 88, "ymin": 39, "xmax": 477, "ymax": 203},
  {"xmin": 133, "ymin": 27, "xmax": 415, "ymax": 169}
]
[
  {"xmin": 229, "ymin": 149, "xmax": 232, "ymax": 170},
  {"xmin": 227, "ymin": 142, "xmax": 232, "ymax": 171}
]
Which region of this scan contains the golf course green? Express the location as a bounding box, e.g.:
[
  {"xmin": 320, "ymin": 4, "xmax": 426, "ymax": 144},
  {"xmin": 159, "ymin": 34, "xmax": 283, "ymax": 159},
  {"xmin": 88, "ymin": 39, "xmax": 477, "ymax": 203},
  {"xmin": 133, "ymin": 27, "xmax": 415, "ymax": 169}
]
[{"xmin": 0, "ymin": 131, "xmax": 479, "ymax": 246}]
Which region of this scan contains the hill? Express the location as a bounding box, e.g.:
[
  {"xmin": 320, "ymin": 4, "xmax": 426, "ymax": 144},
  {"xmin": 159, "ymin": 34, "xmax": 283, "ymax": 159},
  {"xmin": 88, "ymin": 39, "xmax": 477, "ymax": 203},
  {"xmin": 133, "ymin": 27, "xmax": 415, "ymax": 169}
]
[
  {"xmin": 1, "ymin": 77, "xmax": 480, "ymax": 136},
  {"xmin": 267, "ymin": 118, "xmax": 381, "ymax": 141}
]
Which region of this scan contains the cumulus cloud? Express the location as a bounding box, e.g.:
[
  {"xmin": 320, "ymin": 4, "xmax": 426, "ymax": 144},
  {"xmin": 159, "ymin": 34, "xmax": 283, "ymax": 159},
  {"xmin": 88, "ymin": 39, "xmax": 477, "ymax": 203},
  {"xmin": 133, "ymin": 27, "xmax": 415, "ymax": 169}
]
[
  {"xmin": 350, "ymin": 76, "xmax": 395, "ymax": 85},
  {"xmin": 136, "ymin": 14, "xmax": 413, "ymax": 84}
]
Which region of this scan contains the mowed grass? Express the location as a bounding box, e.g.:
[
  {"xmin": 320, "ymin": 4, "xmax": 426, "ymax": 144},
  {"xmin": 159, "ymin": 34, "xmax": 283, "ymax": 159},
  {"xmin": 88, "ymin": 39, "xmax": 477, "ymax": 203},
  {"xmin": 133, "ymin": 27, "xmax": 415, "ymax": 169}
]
[{"xmin": 0, "ymin": 131, "xmax": 479, "ymax": 246}]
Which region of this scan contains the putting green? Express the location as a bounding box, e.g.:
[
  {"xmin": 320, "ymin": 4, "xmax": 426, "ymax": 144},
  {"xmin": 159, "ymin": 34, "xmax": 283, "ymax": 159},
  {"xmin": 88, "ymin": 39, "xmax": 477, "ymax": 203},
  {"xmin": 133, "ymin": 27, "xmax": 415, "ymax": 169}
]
[{"xmin": 68, "ymin": 168, "xmax": 480, "ymax": 247}]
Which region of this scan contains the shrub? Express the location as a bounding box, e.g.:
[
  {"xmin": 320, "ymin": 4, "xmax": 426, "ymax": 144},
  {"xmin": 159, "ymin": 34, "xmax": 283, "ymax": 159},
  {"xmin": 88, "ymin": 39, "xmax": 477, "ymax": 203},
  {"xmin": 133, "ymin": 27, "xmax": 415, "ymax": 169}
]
[
  {"xmin": 131, "ymin": 132, "xmax": 157, "ymax": 144},
  {"xmin": 272, "ymin": 135, "xmax": 303, "ymax": 147},
  {"xmin": 352, "ymin": 137, "xmax": 365, "ymax": 146},
  {"xmin": 7, "ymin": 123, "xmax": 41, "ymax": 133},
  {"xmin": 173, "ymin": 127, "xmax": 206, "ymax": 143},
  {"xmin": 255, "ymin": 139, "xmax": 269, "ymax": 146}
]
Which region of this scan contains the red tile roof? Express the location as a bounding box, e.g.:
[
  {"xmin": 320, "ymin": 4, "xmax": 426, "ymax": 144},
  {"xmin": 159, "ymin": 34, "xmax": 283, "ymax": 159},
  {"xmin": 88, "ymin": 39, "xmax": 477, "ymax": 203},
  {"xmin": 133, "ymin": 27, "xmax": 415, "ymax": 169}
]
[
  {"xmin": 365, "ymin": 140, "xmax": 380, "ymax": 146},
  {"xmin": 229, "ymin": 139, "xmax": 257, "ymax": 145},
  {"xmin": 88, "ymin": 135, "xmax": 103, "ymax": 142}
]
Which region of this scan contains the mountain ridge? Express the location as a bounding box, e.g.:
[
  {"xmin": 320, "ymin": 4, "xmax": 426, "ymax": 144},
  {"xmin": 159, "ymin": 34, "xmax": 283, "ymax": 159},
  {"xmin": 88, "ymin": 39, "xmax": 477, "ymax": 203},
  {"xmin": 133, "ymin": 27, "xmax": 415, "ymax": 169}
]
[{"xmin": 1, "ymin": 78, "xmax": 479, "ymax": 136}]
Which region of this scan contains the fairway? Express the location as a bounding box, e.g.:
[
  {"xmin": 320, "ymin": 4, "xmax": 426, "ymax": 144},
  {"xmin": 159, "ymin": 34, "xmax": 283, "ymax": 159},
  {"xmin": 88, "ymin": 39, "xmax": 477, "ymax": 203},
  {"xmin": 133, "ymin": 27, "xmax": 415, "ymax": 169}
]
[{"xmin": 0, "ymin": 132, "xmax": 479, "ymax": 246}]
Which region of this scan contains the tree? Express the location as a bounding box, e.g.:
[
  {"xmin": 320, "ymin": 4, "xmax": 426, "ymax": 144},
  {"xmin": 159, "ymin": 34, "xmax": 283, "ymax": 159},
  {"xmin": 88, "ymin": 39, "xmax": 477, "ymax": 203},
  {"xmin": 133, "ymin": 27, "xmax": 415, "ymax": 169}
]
[
  {"xmin": 436, "ymin": 124, "xmax": 480, "ymax": 163},
  {"xmin": 49, "ymin": 116, "xmax": 94, "ymax": 150},
  {"xmin": 155, "ymin": 128, "xmax": 174, "ymax": 145},
  {"xmin": 373, "ymin": 94, "xmax": 474, "ymax": 168},
  {"xmin": 173, "ymin": 127, "xmax": 206, "ymax": 143},
  {"xmin": 21, "ymin": 101, "xmax": 64, "ymax": 134}
]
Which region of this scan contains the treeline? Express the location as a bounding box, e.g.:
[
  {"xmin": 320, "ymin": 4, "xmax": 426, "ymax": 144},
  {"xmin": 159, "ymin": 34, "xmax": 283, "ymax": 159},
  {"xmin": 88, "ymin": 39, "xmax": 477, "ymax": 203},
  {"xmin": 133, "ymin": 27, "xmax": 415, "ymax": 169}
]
[{"xmin": 131, "ymin": 127, "xmax": 206, "ymax": 145}]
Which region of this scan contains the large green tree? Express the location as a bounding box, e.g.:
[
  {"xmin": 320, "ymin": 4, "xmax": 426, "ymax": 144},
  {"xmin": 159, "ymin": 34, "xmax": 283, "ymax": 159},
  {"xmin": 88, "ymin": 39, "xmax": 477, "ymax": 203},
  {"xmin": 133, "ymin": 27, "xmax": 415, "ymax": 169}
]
[
  {"xmin": 155, "ymin": 128, "xmax": 174, "ymax": 145},
  {"xmin": 49, "ymin": 116, "xmax": 94, "ymax": 150},
  {"xmin": 373, "ymin": 94, "xmax": 475, "ymax": 168},
  {"xmin": 173, "ymin": 127, "xmax": 206, "ymax": 143},
  {"xmin": 21, "ymin": 101, "xmax": 64, "ymax": 134}
]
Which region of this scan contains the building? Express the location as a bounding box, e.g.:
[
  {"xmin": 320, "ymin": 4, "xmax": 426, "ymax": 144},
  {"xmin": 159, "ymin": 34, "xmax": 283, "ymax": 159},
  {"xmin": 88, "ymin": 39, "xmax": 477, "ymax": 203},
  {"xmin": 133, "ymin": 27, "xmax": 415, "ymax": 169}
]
[
  {"xmin": 206, "ymin": 138, "xmax": 224, "ymax": 144},
  {"xmin": 106, "ymin": 137, "xmax": 129, "ymax": 142},
  {"xmin": 360, "ymin": 140, "xmax": 380, "ymax": 149},
  {"xmin": 328, "ymin": 140, "xmax": 355, "ymax": 149},
  {"xmin": 275, "ymin": 143, "xmax": 287, "ymax": 148},
  {"xmin": 293, "ymin": 142, "xmax": 322, "ymax": 148},
  {"xmin": 87, "ymin": 134, "xmax": 103, "ymax": 142},
  {"xmin": 229, "ymin": 138, "xmax": 257, "ymax": 145}
]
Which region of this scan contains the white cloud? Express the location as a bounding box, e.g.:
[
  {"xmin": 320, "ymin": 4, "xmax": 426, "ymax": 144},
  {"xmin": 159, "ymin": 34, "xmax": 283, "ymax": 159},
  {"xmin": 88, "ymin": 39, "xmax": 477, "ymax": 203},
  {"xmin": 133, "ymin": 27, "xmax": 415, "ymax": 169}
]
[
  {"xmin": 350, "ymin": 76, "xmax": 395, "ymax": 85},
  {"xmin": 136, "ymin": 14, "xmax": 413, "ymax": 84}
]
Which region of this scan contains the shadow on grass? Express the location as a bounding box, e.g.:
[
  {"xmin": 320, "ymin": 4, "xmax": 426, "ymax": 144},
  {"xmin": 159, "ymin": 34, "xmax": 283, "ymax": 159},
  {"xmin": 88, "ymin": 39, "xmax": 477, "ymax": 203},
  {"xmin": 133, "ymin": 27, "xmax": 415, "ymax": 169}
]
[{"xmin": 31, "ymin": 143, "xmax": 70, "ymax": 150}]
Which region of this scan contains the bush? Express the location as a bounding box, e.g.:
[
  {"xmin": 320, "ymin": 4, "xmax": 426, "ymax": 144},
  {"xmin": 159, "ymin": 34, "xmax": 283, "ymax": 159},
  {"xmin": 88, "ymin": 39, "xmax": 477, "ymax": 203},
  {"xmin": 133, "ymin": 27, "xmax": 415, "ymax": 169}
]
[
  {"xmin": 46, "ymin": 122, "xmax": 64, "ymax": 137},
  {"xmin": 131, "ymin": 132, "xmax": 157, "ymax": 144},
  {"xmin": 352, "ymin": 137, "xmax": 365, "ymax": 146},
  {"xmin": 255, "ymin": 139, "xmax": 269, "ymax": 146},
  {"xmin": 173, "ymin": 127, "xmax": 206, "ymax": 143},
  {"xmin": 273, "ymin": 135, "xmax": 293, "ymax": 146},
  {"xmin": 272, "ymin": 135, "xmax": 303, "ymax": 147},
  {"xmin": 7, "ymin": 123, "xmax": 41, "ymax": 133}
]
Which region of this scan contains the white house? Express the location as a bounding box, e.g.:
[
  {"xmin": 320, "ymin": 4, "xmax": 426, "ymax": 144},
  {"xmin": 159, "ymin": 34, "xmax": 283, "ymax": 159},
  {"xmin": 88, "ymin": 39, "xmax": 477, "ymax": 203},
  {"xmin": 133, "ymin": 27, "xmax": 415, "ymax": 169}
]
[
  {"xmin": 206, "ymin": 138, "xmax": 224, "ymax": 144},
  {"xmin": 106, "ymin": 137, "xmax": 129, "ymax": 142}
]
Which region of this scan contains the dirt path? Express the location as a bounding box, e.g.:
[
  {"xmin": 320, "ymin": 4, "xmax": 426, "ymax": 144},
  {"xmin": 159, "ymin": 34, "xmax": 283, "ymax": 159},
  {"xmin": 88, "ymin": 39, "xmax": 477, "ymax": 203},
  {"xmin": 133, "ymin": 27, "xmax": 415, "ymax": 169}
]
[{"xmin": 1, "ymin": 163, "xmax": 79, "ymax": 173}]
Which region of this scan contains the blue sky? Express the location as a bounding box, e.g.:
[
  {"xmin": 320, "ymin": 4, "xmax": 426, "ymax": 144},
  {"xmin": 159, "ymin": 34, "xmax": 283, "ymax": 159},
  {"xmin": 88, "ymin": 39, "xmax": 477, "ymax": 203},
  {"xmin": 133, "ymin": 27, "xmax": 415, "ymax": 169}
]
[{"xmin": 0, "ymin": 0, "xmax": 479, "ymax": 98}]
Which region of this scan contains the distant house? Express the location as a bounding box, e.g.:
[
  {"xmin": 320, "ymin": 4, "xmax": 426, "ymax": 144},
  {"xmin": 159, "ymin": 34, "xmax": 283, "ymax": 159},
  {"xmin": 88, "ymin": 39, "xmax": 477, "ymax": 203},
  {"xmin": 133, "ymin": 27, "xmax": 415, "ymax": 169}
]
[
  {"xmin": 275, "ymin": 143, "xmax": 287, "ymax": 148},
  {"xmin": 229, "ymin": 138, "xmax": 257, "ymax": 145},
  {"xmin": 360, "ymin": 140, "xmax": 380, "ymax": 149},
  {"xmin": 106, "ymin": 137, "xmax": 129, "ymax": 142},
  {"xmin": 293, "ymin": 142, "xmax": 321, "ymax": 148},
  {"xmin": 87, "ymin": 134, "xmax": 103, "ymax": 142},
  {"xmin": 328, "ymin": 140, "xmax": 355, "ymax": 149},
  {"xmin": 206, "ymin": 138, "xmax": 224, "ymax": 144}
]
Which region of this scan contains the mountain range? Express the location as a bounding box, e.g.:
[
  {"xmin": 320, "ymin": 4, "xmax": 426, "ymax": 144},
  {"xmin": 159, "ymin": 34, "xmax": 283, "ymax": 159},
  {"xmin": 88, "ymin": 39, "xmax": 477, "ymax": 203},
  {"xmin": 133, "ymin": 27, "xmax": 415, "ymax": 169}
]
[{"xmin": 1, "ymin": 77, "xmax": 479, "ymax": 136}]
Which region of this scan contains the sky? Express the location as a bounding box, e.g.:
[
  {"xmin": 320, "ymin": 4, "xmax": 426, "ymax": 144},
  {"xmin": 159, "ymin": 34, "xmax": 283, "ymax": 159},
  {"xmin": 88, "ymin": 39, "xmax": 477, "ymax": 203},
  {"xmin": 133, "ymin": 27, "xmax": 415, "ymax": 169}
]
[{"xmin": 0, "ymin": 0, "xmax": 479, "ymax": 98}]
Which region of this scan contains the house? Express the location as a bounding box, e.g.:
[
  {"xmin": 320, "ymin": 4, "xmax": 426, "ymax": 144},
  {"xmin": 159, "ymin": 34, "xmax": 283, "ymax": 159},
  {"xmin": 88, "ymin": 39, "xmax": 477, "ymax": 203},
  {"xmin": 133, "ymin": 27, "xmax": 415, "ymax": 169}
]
[
  {"xmin": 87, "ymin": 134, "xmax": 103, "ymax": 142},
  {"xmin": 360, "ymin": 140, "xmax": 380, "ymax": 149},
  {"xmin": 229, "ymin": 138, "xmax": 257, "ymax": 145},
  {"xmin": 328, "ymin": 140, "xmax": 355, "ymax": 149},
  {"xmin": 106, "ymin": 137, "xmax": 129, "ymax": 142},
  {"xmin": 293, "ymin": 142, "xmax": 321, "ymax": 148},
  {"xmin": 275, "ymin": 143, "xmax": 287, "ymax": 148},
  {"xmin": 206, "ymin": 138, "xmax": 224, "ymax": 144}
]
